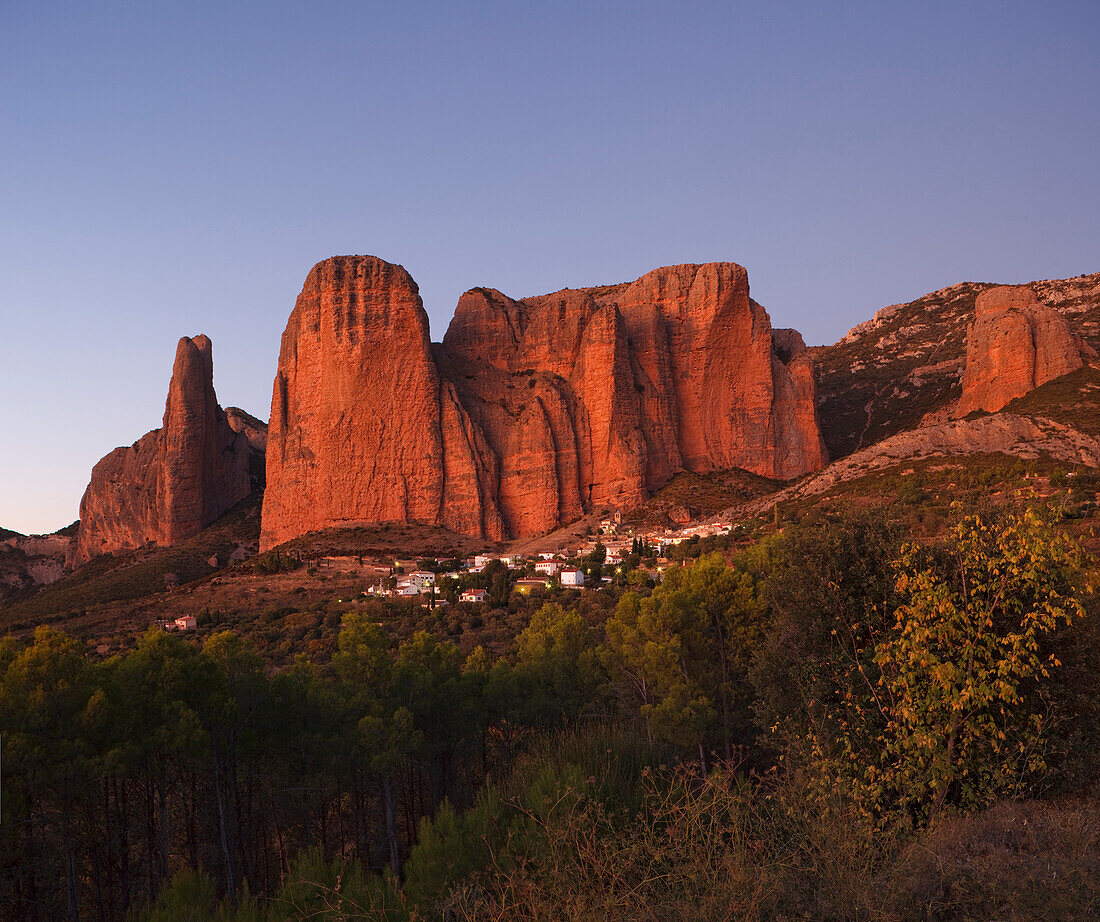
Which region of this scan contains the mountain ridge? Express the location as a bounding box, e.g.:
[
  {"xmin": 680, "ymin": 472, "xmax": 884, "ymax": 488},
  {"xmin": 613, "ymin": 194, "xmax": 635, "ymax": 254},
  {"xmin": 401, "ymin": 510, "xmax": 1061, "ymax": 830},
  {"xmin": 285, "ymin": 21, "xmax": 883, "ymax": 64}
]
[{"xmin": 47, "ymin": 260, "xmax": 1100, "ymax": 582}]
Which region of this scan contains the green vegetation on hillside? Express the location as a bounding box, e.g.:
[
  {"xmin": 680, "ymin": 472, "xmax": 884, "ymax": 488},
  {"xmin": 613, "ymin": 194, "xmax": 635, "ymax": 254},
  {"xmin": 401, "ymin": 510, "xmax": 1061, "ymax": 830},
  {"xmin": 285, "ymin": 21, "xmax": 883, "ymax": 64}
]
[
  {"xmin": 1000, "ymin": 363, "xmax": 1100, "ymax": 434},
  {"xmin": 1, "ymin": 500, "xmax": 1096, "ymax": 921}
]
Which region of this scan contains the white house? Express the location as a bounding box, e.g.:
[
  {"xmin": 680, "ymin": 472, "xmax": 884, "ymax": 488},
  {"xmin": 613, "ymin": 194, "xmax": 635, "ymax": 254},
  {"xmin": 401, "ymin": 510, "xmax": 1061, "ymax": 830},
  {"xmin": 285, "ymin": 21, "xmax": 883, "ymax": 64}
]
[
  {"xmin": 460, "ymin": 588, "xmax": 488, "ymax": 603},
  {"xmin": 559, "ymin": 568, "xmax": 585, "ymax": 587},
  {"xmin": 394, "ymin": 583, "xmax": 422, "ymax": 597},
  {"xmin": 409, "ymin": 570, "xmax": 436, "ymax": 586},
  {"xmin": 175, "ymin": 615, "xmax": 197, "ymax": 631},
  {"xmin": 534, "ymin": 559, "xmax": 562, "ymax": 575},
  {"xmin": 473, "ymin": 554, "xmax": 493, "ymax": 568}
]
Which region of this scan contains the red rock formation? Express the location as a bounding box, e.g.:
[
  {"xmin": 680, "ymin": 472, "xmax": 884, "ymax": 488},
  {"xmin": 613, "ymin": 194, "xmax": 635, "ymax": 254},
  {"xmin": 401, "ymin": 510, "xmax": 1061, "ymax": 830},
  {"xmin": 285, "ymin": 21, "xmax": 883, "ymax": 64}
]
[
  {"xmin": 955, "ymin": 285, "xmax": 1092, "ymax": 417},
  {"xmin": 225, "ymin": 407, "xmax": 268, "ymax": 452},
  {"xmin": 262, "ymin": 256, "xmax": 826, "ymax": 548},
  {"xmin": 771, "ymin": 329, "xmax": 827, "ymax": 476},
  {"xmin": 439, "ymin": 264, "xmax": 828, "ymax": 537},
  {"xmin": 261, "ymin": 257, "xmax": 504, "ymax": 550},
  {"xmin": 70, "ymin": 336, "xmax": 259, "ymax": 565}
]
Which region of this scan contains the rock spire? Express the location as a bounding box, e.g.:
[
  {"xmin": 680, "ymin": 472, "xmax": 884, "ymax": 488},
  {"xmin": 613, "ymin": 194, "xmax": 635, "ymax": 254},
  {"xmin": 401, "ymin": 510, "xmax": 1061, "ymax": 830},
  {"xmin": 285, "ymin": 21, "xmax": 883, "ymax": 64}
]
[{"xmin": 70, "ymin": 335, "xmax": 262, "ymax": 565}]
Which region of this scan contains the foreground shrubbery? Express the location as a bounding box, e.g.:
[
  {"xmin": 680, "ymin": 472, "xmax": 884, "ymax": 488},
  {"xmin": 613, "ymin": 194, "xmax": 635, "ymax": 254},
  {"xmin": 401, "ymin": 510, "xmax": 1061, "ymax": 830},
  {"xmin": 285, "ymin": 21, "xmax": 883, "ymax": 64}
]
[
  {"xmin": 134, "ymin": 731, "xmax": 1100, "ymax": 921},
  {"xmin": 2, "ymin": 503, "xmax": 1096, "ymax": 921}
]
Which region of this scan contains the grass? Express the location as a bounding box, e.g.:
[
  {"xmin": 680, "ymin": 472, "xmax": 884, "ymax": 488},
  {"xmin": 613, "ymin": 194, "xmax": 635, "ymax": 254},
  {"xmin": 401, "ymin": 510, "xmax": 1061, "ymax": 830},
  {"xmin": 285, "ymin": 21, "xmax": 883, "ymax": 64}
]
[
  {"xmin": 622, "ymin": 468, "xmax": 782, "ymax": 530},
  {"xmin": 879, "ymin": 799, "xmax": 1100, "ymax": 921},
  {"xmin": 999, "ymin": 363, "xmax": 1100, "ymax": 434}
]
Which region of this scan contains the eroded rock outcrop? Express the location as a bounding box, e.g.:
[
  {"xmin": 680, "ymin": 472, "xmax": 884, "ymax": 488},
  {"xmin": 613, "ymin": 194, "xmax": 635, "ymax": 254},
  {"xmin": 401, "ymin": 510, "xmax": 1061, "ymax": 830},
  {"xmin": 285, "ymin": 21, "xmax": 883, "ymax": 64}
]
[
  {"xmin": 261, "ymin": 256, "xmax": 827, "ymax": 549},
  {"xmin": 437, "ymin": 264, "xmax": 828, "ymax": 539},
  {"xmin": 261, "ymin": 257, "xmax": 505, "ymax": 550},
  {"xmin": 955, "ymin": 285, "xmax": 1093, "ymax": 417},
  {"xmin": 225, "ymin": 407, "xmax": 269, "ymax": 452},
  {"xmin": 1, "ymin": 529, "xmax": 72, "ymax": 603},
  {"xmin": 70, "ymin": 336, "xmax": 263, "ymax": 565}
]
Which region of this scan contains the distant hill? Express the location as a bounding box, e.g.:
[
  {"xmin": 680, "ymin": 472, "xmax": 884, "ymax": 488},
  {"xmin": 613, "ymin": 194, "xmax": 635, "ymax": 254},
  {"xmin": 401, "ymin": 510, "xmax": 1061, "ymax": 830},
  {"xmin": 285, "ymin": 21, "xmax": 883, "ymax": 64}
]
[
  {"xmin": 811, "ymin": 272, "xmax": 1100, "ymax": 459},
  {"xmin": 0, "ymin": 494, "xmax": 261, "ymax": 630}
]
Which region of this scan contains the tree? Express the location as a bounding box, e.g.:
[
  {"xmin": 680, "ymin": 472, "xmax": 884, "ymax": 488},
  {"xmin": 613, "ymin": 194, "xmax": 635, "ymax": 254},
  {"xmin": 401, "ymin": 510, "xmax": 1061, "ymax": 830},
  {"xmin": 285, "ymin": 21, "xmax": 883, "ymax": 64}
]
[
  {"xmin": 767, "ymin": 507, "xmax": 1085, "ymax": 821},
  {"xmin": 0, "ymin": 628, "xmax": 97, "ymax": 920},
  {"xmin": 584, "ymin": 542, "xmax": 607, "ymax": 582},
  {"xmin": 438, "ymin": 575, "xmax": 460, "ymax": 604},
  {"xmin": 874, "ymin": 509, "xmax": 1083, "ymax": 817},
  {"xmin": 331, "ymin": 614, "xmax": 410, "ymax": 875},
  {"xmin": 513, "ymin": 603, "xmax": 603, "ymax": 725},
  {"xmin": 394, "ymin": 632, "xmax": 477, "ymax": 814},
  {"xmin": 103, "ymin": 629, "xmax": 208, "ymax": 889},
  {"xmin": 197, "ymin": 631, "xmax": 270, "ymax": 895},
  {"xmin": 602, "ymin": 553, "xmax": 763, "ymax": 772},
  {"xmin": 752, "ymin": 511, "xmax": 901, "ymax": 796},
  {"xmin": 486, "ymin": 566, "xmax": 513, "ymax": 608}
]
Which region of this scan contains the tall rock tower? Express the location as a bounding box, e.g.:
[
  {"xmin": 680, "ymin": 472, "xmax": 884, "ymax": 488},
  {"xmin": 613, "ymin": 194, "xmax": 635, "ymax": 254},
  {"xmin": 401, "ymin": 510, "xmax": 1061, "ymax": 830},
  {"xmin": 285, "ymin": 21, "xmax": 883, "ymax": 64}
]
[{"xmin": 70, "ymin": 335, "xmax": 261, "ymax": 565}]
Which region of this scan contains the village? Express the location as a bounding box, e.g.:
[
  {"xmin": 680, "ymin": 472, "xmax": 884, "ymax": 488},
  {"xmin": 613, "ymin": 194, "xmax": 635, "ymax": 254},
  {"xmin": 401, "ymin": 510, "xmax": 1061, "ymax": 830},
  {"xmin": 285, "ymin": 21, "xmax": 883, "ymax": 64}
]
[
  {"xmin": 149, "ymin": 513, "xmax": 740, "ymax": 635},
  {"xmin": 304, "ymin": 514, "xmax": 736, "ymax": 605}
]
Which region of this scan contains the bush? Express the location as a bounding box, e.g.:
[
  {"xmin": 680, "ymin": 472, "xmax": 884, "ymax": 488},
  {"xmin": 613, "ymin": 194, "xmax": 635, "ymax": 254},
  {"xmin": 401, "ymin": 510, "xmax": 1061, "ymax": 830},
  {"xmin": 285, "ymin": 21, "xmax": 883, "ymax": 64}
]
[
  {"xmin": 252, "ymin": 551, "xmax": 302, "ymax": 575},
  {"xmin": 880, "ymin": 799, "xmax": 1100, "ymax": 921}
]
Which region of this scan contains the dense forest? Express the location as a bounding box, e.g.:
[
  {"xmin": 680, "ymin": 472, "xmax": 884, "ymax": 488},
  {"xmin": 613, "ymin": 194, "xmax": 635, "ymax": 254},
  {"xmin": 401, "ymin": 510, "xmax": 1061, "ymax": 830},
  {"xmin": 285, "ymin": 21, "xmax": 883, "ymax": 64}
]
[{"xmin": 2, "ymin": 504, "xmax": 1098, "ymax": 920}]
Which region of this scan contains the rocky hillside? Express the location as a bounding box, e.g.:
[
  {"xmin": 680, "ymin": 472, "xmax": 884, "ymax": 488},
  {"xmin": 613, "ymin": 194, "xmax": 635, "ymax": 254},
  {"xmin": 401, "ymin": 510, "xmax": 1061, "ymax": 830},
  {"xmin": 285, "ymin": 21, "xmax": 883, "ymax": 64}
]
[
  {"xmin": 2, "ymin": 494, "xmax": 261, "ymax": 631},
  {"xmin": 50, "ymin": 261, "xmax": 1100, "ymax": 576},
  {"xmin": 753, "ymin": 411, "xmax": 1100, "ymax": 514},
  {"xmin": 0, "ymin": 525, "xmax": 75, "ymax": 605},
  {"xmin": 955, "ymin": 285, "xmax": 1095, "ymax": 417},
  {"xmin": 261, "ymin": 256, "xmax": 827, "ymax": 549},
  {"xmin": 812, "ymin": 272, "xmax": 1100, "ymax": 460}
]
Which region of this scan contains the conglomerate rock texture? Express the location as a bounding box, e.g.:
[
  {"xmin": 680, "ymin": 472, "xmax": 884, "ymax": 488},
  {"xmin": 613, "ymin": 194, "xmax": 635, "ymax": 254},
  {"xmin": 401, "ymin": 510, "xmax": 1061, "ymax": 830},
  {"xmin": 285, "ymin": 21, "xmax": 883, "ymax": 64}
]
[
  {"xmin": 260, "ymin": 256, "xmax": 827, "ymax": 549},
  {"xmin": 70, "ymin": 336, "xmax": 262, "ymax": 566},
  {"xmin": 955, "ymin": 285, "xmax": 1094, "ymax": 417}
]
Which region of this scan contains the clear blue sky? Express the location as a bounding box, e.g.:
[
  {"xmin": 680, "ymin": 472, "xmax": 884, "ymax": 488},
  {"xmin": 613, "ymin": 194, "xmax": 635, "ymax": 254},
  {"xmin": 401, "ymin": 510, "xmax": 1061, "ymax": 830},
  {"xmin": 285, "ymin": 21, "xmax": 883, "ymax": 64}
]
[{"xmin": 2, "ymin": 0, "xmax": 1098, "ymax": 534}]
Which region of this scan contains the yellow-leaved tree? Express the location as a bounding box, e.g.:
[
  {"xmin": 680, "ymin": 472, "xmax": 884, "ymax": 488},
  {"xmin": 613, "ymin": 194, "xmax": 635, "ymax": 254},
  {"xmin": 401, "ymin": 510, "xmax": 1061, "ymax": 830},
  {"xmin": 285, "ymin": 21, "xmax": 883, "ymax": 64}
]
[{"xmin": 874, "ymin": 508, "xmax": 1083, "ymax": 818}]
